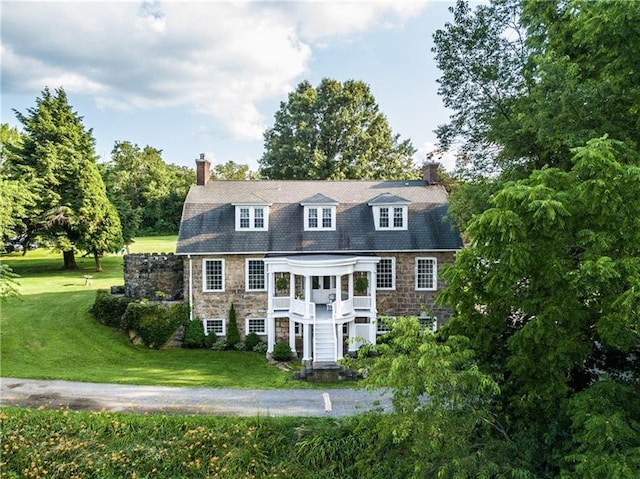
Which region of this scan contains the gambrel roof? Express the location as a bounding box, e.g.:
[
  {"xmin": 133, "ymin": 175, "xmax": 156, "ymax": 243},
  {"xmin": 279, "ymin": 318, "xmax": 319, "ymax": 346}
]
[{"xmin": 176, "ymin": 179, "xmax": 463, "ymax": 254}]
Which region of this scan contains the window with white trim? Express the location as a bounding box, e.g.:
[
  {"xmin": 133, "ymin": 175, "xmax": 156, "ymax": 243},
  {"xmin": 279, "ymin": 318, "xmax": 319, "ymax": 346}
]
[
  {"xmin": 418, "ymin": 316, "xmax": 438, "ymax": 332},
  {"xmin": 245, "ymin": 259, "xmax": 266, "ymax": 291},
  {"xmin": 304, "ymin": 206, "xmax": 336, "ymax": 231},
  {"xmin": 245, "ymin": 317, "xmax": 267, "ymax": 335},
  {"xmin": 203, "ymin": 318, "xmax": 225, "ymax": 336},
  {"xmin": 372, "ymin": 205, "xmax": 407, "ymax": 230},
  {"xmin": 376, "ymin": 257, "xmax": 396, "ymax": 290},
  {"xmin": 203, "ymin": 259, "xmax": 225, "ymax": 292},
  {"xmin": 415, "ymin": 257, "xmax": 437, "ymax": 291},
  {"xmin": 234, "ymin": 205, "xmax": 268, "ymax": 231},
  {"xmin": 376, "ymin": 316, "xmax": 395, "ymax": 335}
]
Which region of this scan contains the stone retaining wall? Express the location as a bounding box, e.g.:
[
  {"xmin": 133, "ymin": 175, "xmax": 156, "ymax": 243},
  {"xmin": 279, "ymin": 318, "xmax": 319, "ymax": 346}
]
[{"xmin": 124, "ymin": 253, "xmax": 184, "ymax": 301}]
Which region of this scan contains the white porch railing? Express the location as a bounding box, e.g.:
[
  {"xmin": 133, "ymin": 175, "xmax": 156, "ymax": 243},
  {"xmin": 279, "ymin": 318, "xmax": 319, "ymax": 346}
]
[
  {"xmin": 339, "ymin": 298, "xmax": 353, "ymax": 317},
  {"xmin": 291, "ymin": 298, "xmax": 306, "ymax": 316},
  {"xmin": 353, "ymin": 296, "xmax": 372, "ymax": 309},
  {"xmin": 273, "ymin": 296, "xmax": 291, "ymax": 310},
  {"xmin": 354, "ymin": 323, "xmax": 376, "ymax": 346}
]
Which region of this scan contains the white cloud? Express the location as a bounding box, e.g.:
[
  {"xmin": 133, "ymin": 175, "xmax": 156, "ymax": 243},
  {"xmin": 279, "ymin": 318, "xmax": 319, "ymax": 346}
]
[{"xmin": 1, "ymin": 1, "xmax": 426, "ymax": 141}]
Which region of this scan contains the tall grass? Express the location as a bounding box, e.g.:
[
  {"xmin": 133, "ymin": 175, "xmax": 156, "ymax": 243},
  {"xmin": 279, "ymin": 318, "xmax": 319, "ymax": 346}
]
[{"xmin": 0, "ymin": 237, "xmax": 309, "ymax": 388}]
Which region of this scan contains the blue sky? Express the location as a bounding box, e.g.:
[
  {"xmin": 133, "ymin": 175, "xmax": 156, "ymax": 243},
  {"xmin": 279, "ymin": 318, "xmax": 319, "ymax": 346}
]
[{"xmin": 1, "ymin": 1, "xmax": 465, "ymax": 172}]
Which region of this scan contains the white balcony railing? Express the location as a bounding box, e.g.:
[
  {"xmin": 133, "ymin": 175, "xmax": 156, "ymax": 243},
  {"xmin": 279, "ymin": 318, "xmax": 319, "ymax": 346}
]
[
  {"xmin": 353, "ymin": 296, "xmax": 372, "ymax": 309},
  {"xmin": 291, "ymin": 298, "xmax": 306, "ymax": 316},
  {"xmin": 273, "ymin": 296, "xmax": 291, "ymax": 310}
]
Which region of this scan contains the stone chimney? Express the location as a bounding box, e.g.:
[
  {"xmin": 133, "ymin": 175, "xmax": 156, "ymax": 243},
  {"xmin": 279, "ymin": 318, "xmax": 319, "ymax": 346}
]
[
  {"xmin": 195, "ymin": 153, "xmax": 211, "ymax": 186},
  {"xmin": 422, "ymin": 162, "xmax": 440, "ymax": 185}
]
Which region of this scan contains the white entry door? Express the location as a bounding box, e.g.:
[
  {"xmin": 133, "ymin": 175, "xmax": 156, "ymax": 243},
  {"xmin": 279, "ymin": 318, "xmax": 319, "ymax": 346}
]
[{"xmin": 311, "ymin": 276, "xmax": 335, "ymax": 304}]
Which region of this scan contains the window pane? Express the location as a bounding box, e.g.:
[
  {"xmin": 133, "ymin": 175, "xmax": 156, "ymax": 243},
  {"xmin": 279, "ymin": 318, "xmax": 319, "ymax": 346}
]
[
  {"xmin": 247, "ymin": 260, "xmax": 265, "ymax": 290},
  {"xmin": 393, "ymin": 207, "xmax": 403, "ymax": 228},
  {"xmin": 380, "ymin": 207, "xmax": 389, "ymax": 227},
  {"xmin": 254, "ymin": 208, "xmax": 264, "ymax": 228},
  {"xmin": 204, "ymin": 319, "xmax": 224, "ymax": 335},
  {"xmin": 247, "ymin": 318, "xmax": 266, "ymax": 334},
  {"xmin": 205, "ymin": 260, "xmax": 223, "ymax": 290},
  {"xmin": 417, "ymin": 258, "xmax": 435, "ymax": 289},
  {"xmin": 240, "ymin": 208, "xmax": 250, "ymax": 228},
  {"xmin": 308, "ymin": 208, "xmax": 318, "ymax": 228},
  {"xmin": 322, "ymin": 208, "xmax": 332, "ymax": 228},
  {"xmin": 377, "ymin": 258, "xmax": 394, "ymax": 289}
]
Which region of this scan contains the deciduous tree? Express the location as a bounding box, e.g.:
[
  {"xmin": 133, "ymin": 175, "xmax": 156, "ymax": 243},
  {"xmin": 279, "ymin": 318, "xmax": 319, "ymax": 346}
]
[{"xmin": 260, "ymin": 79, "xmax": 416, "ymax": 180}]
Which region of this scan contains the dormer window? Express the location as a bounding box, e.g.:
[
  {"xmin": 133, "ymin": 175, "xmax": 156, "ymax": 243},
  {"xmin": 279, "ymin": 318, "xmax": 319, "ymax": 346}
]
[
  {"xmin": 234, "ymin": 204, "xmax": 269, "ymax": 231},
  {"xmin": 368, "ymin": 193, "xmax": 409, "ymax": 231},
  {"xmin": 301, "ymin": 193, "xmax": 338, "ymax": 231}
]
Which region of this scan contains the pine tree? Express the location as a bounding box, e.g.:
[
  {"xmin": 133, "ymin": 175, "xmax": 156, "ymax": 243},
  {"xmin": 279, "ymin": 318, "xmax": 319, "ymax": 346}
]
[{"xmin": 11, "ymin": 87, "xmax": 122, "ymax": 269}]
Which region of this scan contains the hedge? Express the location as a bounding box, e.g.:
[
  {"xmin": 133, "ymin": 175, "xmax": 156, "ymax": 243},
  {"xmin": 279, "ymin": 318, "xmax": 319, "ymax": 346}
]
[
  {"xmin": 122, "ymin": 301, "xmax": 189, "ymax": 349},
  {"xmin": 92, "ymin": 290, "xmax": 133, "ymax": 328}
]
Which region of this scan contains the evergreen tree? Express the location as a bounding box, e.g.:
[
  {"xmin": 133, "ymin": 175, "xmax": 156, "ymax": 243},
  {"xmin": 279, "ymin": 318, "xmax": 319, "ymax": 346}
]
[{"xmin": 10, "ymin": 87, "xmax": 122, "ymax": 269}]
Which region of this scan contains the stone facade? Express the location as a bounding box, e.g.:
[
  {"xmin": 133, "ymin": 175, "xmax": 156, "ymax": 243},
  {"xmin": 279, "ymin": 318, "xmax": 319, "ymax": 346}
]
[
  {"xmin": 187, "ymin": 254, "xmax": 269, "ymax": 335},
  {"xmin": 186, "ymin": 251, "xmax": 457, "ymax": 337},
  {"xmin": 124, "ymin": 253, "xmax": 184, "ymax": 301},
  {"xmin": 376, "ymin": 251, "xmax": 457, "ymax": 325}
]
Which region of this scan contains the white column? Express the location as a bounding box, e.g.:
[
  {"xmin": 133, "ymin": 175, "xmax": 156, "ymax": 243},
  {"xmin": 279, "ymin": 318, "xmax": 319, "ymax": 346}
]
[
  {"xmin": 289, "ymin": 272, "xmax": 295, "ymax": 299},
  {"xmin": 302, "ymin": 323, "xmax": 312, "ymax": 361},
  {"xmin": 305, "ymin": 275, "xmax": 312, "ymax": 317},
  {"xmin": 335, "ymin": 274, "xmax": 342, "ymax": 317},
  {"xmin": 348, "ymin": 273, "xmax": 354, "ymax": 297},
  {"xmin": 370, "ymin": 269, "xmax": 377, "ymax": 315},
  {"xmin": 188, "ymin": 255, "xmax": 193, "ymax": 321},
  {"xmin": 289, "ymin": 319, "xmax": 296, "ymax": 352},
  {"xmin": 336, "ymin": 324, "xmax": 343, "ymax": 359},
  {"xmin": 267, "ymin": 269, "xmax": 275, "ymax": 314},
  {"xmin": 267, "ymin": 315, "xmax": 276, "ymax": 353}
]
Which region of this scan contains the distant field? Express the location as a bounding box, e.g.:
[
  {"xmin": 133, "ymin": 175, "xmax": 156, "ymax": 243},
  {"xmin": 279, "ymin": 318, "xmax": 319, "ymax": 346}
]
[
  {"xmin": 0, "ymin": 236, "xmax": 315, "ymax": 389},
  {"xmin": 127, "ymin": 235, "xmax": 177, "ymax": 253}
]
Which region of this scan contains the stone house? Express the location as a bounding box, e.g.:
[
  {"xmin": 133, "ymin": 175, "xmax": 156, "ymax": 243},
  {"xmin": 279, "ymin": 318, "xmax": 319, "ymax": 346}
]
[{"xmin": 176, "ymin": 156, "xmax": 463, "ymax": 367}]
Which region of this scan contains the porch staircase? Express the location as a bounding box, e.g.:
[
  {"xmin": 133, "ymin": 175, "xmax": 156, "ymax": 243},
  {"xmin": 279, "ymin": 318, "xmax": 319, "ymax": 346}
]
[{"xmin": 313, "ymin": 320, "xmax": 337, "ymax": 366}]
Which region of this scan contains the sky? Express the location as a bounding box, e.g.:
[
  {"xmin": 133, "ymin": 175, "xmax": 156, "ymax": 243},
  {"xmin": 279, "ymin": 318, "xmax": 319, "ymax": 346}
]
[{"xmin": 1, "ymin": 1, "xmax": 464, "ymax": 173}]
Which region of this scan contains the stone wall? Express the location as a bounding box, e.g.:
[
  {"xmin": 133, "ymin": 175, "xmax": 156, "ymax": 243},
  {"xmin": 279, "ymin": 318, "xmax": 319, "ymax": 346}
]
[
  {"xmin": 376, "ymin": 251, "xmax": 457, "ymax": 326},
  {"xmin": 124, "ymin": 253, "xmax": 184, "ymax": 301}
]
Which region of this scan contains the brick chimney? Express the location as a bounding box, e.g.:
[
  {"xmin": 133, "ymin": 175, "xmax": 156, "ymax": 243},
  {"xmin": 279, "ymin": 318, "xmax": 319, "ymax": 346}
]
[
  {"xmin": 195, "ymin": 153, "xmax": 211, "ymax": 186},
  {"xmin": 422, "ymin": 162, "xmax": 440, "ymax": 185}
]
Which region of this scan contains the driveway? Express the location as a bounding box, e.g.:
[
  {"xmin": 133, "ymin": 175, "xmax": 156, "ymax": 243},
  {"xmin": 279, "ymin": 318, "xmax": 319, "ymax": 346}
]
[{"xmin": 0, "ymin": 378, "xmax": 391, "ymax": 417}]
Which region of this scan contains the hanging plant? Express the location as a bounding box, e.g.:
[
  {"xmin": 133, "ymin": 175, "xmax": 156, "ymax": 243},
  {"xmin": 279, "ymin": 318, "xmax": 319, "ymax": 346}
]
[
  {"xmin": 355, "ymin": 276, "xmax": 369, "ymax": 294},
  {"xmin": 275, "ymin": 276, "xmax": 288, "ymax": 291}
]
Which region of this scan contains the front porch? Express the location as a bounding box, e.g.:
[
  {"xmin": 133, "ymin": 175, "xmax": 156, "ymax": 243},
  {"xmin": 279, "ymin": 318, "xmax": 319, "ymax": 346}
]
[{"xmin": 264, "ymin": 255, "xmax": 380, "ymax": 367}]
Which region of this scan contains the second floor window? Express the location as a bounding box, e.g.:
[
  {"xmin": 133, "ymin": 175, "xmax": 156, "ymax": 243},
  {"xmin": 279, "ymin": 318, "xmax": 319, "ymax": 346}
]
[
  {"xmin": 246, "ymin": 259, "xmax": 266, "ymax": 291},
  {"xmin": 305, "ymin": 206, "xmax": 336, "ymax": 230},
  {"xmin": 235, "ymin": 205, "xmax": 268, "ymax": 231},
  {"xmin": 376, "ymin": 257, "xmax": 396, "ymax": 290},
  {"xmin": 203, "ymin": 259, "xmax": 225, "ymax": 292}
]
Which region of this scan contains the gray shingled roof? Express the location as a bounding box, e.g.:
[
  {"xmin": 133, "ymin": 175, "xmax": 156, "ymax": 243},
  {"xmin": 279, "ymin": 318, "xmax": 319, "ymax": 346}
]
[{"xmin": 176, "ymin": 180, "xmax": 463, "ymax": 254}]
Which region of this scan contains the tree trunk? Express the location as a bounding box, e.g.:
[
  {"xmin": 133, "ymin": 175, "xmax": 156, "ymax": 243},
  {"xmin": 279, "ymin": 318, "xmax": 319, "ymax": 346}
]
[
  {"xmin": 63, "ymin": 250, "xmax": 77, "ymax": 270},
  {"xmin": 93, "ymin": 251, "xmax": 103, "ymax": 272}
]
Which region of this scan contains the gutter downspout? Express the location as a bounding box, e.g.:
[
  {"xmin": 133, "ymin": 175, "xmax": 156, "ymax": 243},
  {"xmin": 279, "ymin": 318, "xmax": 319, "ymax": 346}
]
[{"xmin": 188, "ymin": 255, "xmax": 193, "ymax": 322}]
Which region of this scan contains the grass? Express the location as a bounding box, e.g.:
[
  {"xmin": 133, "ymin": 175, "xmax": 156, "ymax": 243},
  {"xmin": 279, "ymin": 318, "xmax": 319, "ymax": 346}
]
[
  {"xmin": 0, "ymin": 237, "xmax": 316, "ymax": 388},
  {"xmin": 0, "ymin": 407, "xmax": 379, "ymax": 478}
]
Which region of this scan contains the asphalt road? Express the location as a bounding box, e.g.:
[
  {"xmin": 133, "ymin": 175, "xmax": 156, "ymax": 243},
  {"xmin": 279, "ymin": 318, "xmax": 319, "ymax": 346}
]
[{"xmin": 0, "ymin": 378, "xmax": 391, "ymax": 417}]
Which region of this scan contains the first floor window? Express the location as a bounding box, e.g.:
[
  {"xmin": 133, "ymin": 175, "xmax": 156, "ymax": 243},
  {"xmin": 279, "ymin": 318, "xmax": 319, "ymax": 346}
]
[
  {"xmin": 376, "ymin": 316, "xmax": 395, "ymax": 335},
  {"xmin": 415, "ymin": 257, "xmax": 437, "ymax": 290},
  {"xmin": 203, "ymin": 318, "xmax": 225, "ymax": 336},
  {"xmin": 246, "ymin": 259, "xmax": 266, "ymax": 291},
  {"xmin": 376, "ymin": 257, "xmax": 395, "ymax": 290},
  {"xmin": 245, "ymin": 317, "xmax": 267, "ymax": 335},
  {"xmin": 203, "ymin": 259, "xmax": 224, "ymax": 291}
]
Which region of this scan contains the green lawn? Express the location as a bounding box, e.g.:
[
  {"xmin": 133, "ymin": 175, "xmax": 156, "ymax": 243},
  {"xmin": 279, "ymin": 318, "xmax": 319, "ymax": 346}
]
[{"xmin": 0, "ymin": 237, "xmax": 313, "ymax": 389}]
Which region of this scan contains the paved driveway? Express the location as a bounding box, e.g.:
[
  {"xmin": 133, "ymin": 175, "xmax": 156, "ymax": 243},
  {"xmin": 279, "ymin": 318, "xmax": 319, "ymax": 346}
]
[{"xmin": 0, "ymin": 378, "xmax": 391, "ymax": 417}]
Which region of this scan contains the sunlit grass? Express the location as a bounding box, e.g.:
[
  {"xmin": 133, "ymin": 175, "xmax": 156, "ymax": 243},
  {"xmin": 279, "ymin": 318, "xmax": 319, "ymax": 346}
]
[{"xmin": 0, "ymin": 237, "xmax": 317, "ymax": 388}]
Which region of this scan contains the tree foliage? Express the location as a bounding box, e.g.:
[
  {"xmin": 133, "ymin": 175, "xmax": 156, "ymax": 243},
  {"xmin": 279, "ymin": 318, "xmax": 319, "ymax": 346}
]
[
  {"xmin": 439, "ymin": 137, "xmax": 640, "ymax": 475},
  {"xmin": 7, "ymin": 88, "xmax": 122, "ymax": 270},
  {"xmin": 259, "ymin": 79, "xmax": 417, "ymax": 180},
  {"xmin": 100, "ymin": 141, "xmax": 194, "ymax": 241},
  {"xmin": 433, "ymin": 0, "xmax": 640, "ymax": 177}
]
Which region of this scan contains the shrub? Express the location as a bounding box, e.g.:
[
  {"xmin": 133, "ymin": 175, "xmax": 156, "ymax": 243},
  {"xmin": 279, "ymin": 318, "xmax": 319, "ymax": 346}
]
[
  {"xmin": 272, "ymin": 341, "xmax": 292, "ymax": 361},
  {"xmin": 226, "ymin": 303, "xmax": 240, "ymax": 348},
  {"xmin": 210, "ymin": 339, "xmax": 227, "ymax": 351},
  {"xmin": 92, "ymin": 289, "xmax": 133, "ymax": 328},
  {"xmin": 123, "ymin": 302, "xmax": 188, "ymax": 349},
  {"xmin": 253, "ymin": 342, "xmax": 268, "ymax": 353},
  {"xmin": 234, "ymin": 341, "xmax": 246, "ymax": 351},
  {"xmin": 183, "ymin": 319, "xmax": 206, "ymax": 348},
  {"xmin": 204, "ymin": 331, "xmax": 218, "ymax": 348},
  {"xmin": 244, "ymin": 332, "xmax": 262, "ymax": 350}
]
